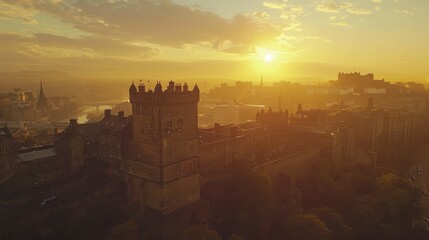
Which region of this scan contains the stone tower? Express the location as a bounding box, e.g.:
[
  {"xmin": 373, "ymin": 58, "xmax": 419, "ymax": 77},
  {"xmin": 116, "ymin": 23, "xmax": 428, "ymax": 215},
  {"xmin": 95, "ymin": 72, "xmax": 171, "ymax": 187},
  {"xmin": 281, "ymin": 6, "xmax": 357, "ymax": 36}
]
[{"xmin": 126, "ymin": 80, "xmax": 200, "ymax": 215}]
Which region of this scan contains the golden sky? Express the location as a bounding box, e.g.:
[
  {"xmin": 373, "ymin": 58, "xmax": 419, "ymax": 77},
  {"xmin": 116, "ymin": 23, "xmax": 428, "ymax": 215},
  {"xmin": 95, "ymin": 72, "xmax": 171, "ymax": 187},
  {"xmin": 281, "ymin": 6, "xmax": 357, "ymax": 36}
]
[{"xmin": 0, "ymin": 0, "xmax": 428, "ymax": 83}]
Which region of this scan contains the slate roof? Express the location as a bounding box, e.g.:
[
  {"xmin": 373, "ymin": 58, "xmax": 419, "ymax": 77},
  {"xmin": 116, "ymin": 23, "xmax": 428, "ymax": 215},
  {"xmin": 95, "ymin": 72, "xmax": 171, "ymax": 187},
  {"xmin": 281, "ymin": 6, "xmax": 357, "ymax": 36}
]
[
  {"xmin": 198, "ymin": 130, "xmax": 230, "ymax": 144},
  {"xmin": 99, "ymin": 115, "xmax": 132, "ymax": 135},
  {"xmin": 0, "ymin": 126, "xmax": 17, "ymax": 142},
  {"xmin": 17, "ymin": 147, "xmax": 64, "ymax": 163},
  {"xmin": 56, "ymin": 115, "xmax": 131, "ymax": 143}
]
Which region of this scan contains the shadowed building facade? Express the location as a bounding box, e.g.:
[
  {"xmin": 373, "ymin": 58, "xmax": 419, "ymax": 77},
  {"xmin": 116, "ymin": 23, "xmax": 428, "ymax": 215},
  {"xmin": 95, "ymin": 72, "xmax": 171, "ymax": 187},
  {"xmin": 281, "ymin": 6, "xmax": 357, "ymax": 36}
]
[{"xmin": 125, "ymin": 80, "xmax": 200, "ymax": 216}]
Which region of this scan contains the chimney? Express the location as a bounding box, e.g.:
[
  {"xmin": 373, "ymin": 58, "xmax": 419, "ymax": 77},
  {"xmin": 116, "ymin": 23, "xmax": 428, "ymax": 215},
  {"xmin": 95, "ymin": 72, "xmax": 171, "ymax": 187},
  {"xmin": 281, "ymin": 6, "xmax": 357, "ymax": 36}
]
[
  {"xmin": 297, "ymin": 103, "xmax": 303, "ymax": 113},
  {"xmin": 69, "ymin": 119, "xmax": 78, "ymax": 127},
  {"xmin": 105, "ymin": 109, "xmax": 112, "ymax": 117},
  {"xmin": 214, "ymin": 123, "xmax": 221, "ymax": 134},
  {"xmin": 118, "ymin": 111, "xmax": 125, "ymax": 118},
  {"xmin": 168, "ymin": 80, "xmax": 175, "ymax": 92},
  {"xmin": 183, "ymin": 83, "xmax": 189, "ymax": 92}
]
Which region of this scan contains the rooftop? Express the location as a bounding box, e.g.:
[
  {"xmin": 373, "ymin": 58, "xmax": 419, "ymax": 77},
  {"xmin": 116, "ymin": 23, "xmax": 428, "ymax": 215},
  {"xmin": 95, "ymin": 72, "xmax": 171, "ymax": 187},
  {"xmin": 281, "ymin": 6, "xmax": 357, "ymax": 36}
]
[{"xmin": 17, "ymin": 147, "xmax": 63, "ymax": 163}]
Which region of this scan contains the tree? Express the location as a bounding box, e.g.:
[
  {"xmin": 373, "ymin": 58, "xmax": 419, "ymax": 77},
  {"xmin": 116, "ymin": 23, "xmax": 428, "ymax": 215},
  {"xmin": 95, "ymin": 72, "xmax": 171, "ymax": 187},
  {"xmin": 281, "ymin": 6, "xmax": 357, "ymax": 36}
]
[
  {"xmin": 227, "ymin": 234, "xmax": 244, "ymax": 240},
  {"xmin": 311, "ymin": 207, "xmax": 352, "ymax": 240},
  {"xmin": 180, "ymin": 225, "xmax": 222, "ymax": 240},
  {"xmin": 283, "ymin": 214, "xmax": 330, "ymax": 240}
]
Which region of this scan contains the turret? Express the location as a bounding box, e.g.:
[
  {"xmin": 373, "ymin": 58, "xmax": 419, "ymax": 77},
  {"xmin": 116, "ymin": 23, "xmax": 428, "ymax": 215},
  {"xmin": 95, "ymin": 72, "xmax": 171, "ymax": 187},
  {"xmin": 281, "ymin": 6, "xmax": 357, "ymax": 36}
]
[
  {"xmin": 193, "ymin": 83, "xmax": 200, "ymax": 93},
  {"xmin": 183, "ymin": 83, "xmax": 189, "ymax": 92},
  {"xmin": 155, "ymin": 81, "xmax": 163, "ymax": 93},
  {"xmin": 167, "ymin": 80, "xmax": 175, "ymax": 92},
  {"xmin": 138, "ymin": 80, "xmax": 145, "ymax": 93},
  {"xmin": 129, "ymin": 81, "xmax": 137, "ymax": 99}
]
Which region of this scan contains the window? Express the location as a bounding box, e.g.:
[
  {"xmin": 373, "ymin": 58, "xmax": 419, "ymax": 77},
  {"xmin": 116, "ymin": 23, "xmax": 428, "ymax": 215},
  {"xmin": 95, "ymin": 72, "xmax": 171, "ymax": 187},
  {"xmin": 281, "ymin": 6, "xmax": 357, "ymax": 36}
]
[
  {"xmin": 5, "ymin": 159, "xmax": 10, "ymax": 171},
  {"xmin": 140, "ymin": 124, "xmax": 146, "ymax": 135},
  {"xmin": 166, "ymin": 121, "xmax": 172, "ymax": 135},
  {"xmin": 176, "ymin": 165, "xmax": 182, "ymax": 178},
  {"xmin": 177, "ymin": 119, "xmax": 183, "ymax": 132},
  {"xmin": 32, "ymin": 175, "xmax": 39, "ymax": 184},
  {"xmin": 166, "ymin": 105, "xmax": 170, "ymax": 116}
]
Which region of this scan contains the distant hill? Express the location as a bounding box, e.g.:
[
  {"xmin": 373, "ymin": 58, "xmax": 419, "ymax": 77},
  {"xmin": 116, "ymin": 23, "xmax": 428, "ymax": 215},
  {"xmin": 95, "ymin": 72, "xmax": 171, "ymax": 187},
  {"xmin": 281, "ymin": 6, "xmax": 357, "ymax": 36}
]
[
  {"xmin": 0, "ymin": 71, "xmax": 75, "ymax": 93},
  {"xmin": 0, "ymin": 71, "xmax": 73, "ymax": 82}
]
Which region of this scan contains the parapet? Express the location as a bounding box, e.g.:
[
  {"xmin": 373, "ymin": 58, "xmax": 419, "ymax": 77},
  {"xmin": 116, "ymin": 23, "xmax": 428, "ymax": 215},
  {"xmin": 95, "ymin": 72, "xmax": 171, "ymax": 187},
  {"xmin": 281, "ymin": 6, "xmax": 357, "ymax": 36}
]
[{"xmin": 129, "ymin": 80, "xmax": 199, "ymax": 103}]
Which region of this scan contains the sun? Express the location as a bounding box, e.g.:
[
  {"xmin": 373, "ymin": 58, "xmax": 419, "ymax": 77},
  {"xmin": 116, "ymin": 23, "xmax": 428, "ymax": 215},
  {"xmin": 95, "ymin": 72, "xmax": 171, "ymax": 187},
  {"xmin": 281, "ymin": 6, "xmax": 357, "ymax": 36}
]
[{"xmin": 264, "ymin": 53, "xmax": 274, "ymax": 63}]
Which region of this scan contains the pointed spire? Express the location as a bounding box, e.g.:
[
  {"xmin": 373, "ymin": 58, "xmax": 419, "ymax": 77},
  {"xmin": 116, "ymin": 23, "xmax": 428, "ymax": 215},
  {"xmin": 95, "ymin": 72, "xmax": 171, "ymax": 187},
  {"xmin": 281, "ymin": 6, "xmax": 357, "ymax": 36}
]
[
  {"xmin": 129, "ymin": 81, "xmax": 137, "ymax": 93},
  {"xmin": 37, "ymin": 81, "xmax": 47, "ymax": 109},
  {"xmin": 40, "ymin": 81, "xmax": 44, "ymax": 94},
  {"xmin": 260, "ymin": 74, "xmax": 263, "ymax": 87}
]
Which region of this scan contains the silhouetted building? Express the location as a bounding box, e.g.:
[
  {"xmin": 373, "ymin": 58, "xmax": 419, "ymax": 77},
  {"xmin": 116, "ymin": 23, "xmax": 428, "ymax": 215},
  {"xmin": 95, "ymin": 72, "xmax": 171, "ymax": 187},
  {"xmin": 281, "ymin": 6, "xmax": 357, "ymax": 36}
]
[
  {"xmin": 125, "ymin": 80, "xmax": 200, "ymax": 216},
  {"xmin": 98, "ymin": 109, "xmax": 132, "ymax": 174},
  {"xmin": 329, "ymin": 98, "xmax": 412, "ymax": 166},
  {"xmin": 213, "ymin": 103, "xmax": 239, "ymax": 125},
  {"xmin": 0, "ymin": 126, "xmax": 19, "ymax": 183}
]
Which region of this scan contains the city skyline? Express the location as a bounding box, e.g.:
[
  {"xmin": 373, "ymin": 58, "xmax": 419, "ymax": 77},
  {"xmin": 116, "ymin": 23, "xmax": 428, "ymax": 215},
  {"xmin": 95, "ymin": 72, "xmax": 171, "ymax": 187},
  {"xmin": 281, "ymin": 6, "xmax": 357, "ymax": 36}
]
[{"xmin": 0, "ymin": 0, "xmax": 428, "ymax": 82}]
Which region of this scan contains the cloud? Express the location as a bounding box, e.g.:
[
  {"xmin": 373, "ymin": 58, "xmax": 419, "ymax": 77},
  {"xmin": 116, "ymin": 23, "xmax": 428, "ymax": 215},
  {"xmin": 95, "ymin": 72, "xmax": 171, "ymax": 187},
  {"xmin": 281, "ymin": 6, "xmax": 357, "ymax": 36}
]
[
  {"xmin": 316, "ymin": 2, "xmax": 340, "ymax": 13},
  {"xmin": 2, "ymin": 0, "xmax": 281, "ymax": 53},
  {"xmin": 263, "ymin": 1, "xmax": 287, "ymax": 10},
  {"xmin": 395, "ymin": 10, "xmax": 415, "ymax": 16},
  {"xmin": 222, "ymin": 45, "xmax": 256, "ymax": 55},
  {"xmin": 329, "ymin": 15, "xmax": 349, "ymax": 27},
  {"xmin": 0, "ymin": 32, "xmax": 160, "ymax": 58},
  {"xmin": 346, "ymin": 7, "xmax": 372, "ymax": 15},
  {"xmin": 331, "ymin": 21, "xmax": 348, "ymax": 27},
  {"xmin": 0, "ymin": 2, "xmax": 38, "ymax": 24},
  {"xmin": 316, "ymin": 1, "xmax": 372, "ymax": 15}
]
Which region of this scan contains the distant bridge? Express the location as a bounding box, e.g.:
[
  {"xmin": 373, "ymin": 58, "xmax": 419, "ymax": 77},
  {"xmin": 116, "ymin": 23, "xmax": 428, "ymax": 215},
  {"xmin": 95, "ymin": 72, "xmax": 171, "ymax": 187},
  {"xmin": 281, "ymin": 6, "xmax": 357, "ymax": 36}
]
[{"xmin": 82, "ymin": 99, "xmax": 128, "ymax": 111}]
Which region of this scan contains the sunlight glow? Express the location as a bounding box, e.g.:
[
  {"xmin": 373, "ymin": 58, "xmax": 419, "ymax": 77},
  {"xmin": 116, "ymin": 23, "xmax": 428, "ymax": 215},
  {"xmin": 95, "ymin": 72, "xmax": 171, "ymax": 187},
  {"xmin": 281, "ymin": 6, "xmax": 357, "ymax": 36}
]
[{"xmin": 264, "ymin": 54, "xmax": 274, "ymax": 63}]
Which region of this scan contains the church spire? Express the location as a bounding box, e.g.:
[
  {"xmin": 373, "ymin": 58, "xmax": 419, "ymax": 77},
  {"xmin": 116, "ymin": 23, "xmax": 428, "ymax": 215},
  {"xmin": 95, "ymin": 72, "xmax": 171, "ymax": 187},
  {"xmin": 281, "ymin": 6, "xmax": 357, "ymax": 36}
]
[
  {"xmin": 37, "ymin": 81, "xmax": 48, "ymax": 110},
  {"xmin": 260, "ymin": 74, "xmax": 263, "ymax": 87},
  {"xmin": 39, "ymin": 81, "xmax": 44, "ymax": 96}
]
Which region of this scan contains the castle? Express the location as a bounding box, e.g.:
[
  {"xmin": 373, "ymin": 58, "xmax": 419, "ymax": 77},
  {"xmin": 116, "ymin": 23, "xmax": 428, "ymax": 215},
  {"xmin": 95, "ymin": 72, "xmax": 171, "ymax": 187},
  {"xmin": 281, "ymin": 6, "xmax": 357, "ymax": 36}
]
[
  {"xmin": 125, "ymin": 80, "xmax": 201, "ymax": 214},
  {"xmin": 0, "ymin": 80, "xmax": 416, "ymax": 239}
]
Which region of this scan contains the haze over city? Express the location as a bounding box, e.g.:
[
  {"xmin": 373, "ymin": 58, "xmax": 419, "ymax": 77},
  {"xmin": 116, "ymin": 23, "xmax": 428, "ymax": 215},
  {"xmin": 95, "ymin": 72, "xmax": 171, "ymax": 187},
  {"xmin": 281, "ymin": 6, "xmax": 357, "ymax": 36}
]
[{"xmin": 1, "ymin": 1, "xmax": 429, "ymax": 240}]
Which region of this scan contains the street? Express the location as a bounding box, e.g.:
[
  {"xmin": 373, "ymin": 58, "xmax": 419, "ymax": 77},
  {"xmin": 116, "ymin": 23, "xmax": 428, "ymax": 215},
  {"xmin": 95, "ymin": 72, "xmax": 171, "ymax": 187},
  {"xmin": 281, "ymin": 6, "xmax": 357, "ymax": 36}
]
[{"xmin": 410, "ymin": 147, "xmax": 429, "ymax": 231}]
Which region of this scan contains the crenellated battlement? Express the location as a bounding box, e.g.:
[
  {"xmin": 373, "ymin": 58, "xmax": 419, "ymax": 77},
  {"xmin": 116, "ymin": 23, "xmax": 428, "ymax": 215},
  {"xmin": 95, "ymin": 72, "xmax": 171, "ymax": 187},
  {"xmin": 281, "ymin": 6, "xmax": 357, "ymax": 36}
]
[
  {"xmin": 338, "ymin": 72, "xmax": 375, "ymax": 82},
  {"xmin": 129, "ymin": 80, "xmax": 199, "ymax": 104}
]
